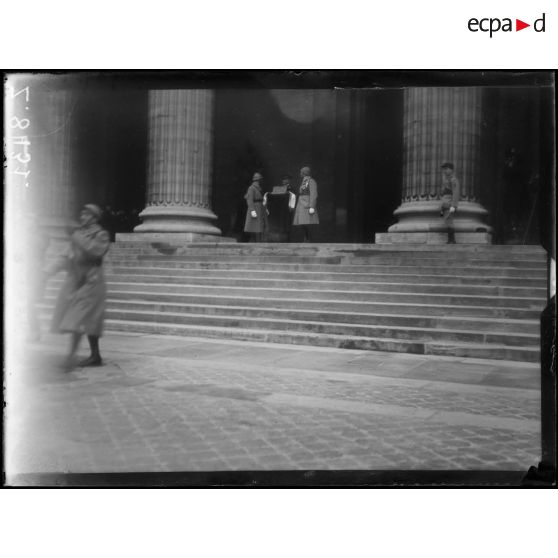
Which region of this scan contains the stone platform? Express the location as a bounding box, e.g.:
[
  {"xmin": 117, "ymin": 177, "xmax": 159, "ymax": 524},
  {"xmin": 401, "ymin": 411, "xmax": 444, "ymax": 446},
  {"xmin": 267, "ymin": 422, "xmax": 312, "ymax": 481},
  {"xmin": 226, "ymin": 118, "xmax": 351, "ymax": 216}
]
[
  {"xmin": 375, "ymin": 232, "xmax": 492, "ymax": 244},
  {"xmin": 116, "ymin": 233, "xmax": 237, "ymax": 244}
]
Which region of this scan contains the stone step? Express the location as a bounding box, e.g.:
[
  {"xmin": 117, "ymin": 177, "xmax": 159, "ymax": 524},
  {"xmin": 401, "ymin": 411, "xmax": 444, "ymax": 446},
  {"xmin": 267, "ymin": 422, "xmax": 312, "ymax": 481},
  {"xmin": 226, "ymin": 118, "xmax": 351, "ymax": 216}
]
[
  {"xmin": 114, "ymin": 253, "xmax": 546, "ymax": 268},
  {"xmin": 108, "ymin": 246, "xmax": 546, "ymax": 259},
  {"xmin": 40, "ymin": 294, "xmax": 539, "ymax": 335},
  {"xmin": 132, "ymin": 254, "xmax": 344, "ymax": 265},
  {"xmin": 347, "ymin": 243, "xmax": 545, "ymax": 253},
  {"xmin": 96, "ymin": 318, "xmax": 542, "ymax": 363},
  {"xmin": 105, "ymin": 258, "xmax": 546, "ymax": 274},
  {"xmin": 45, "ymin": 241, "xmax": 546, "ymax": 362},
  {"xmin": 109, "ymin": 240, "xmax": 546, "ymax": 255},
  {"xmin": 343, "ymin": 256, "xmax": 546, "ymax": 267},
  {"xmin": 45, "ymin": 296, "xmax": 538, "ymax": 336},
  {"xmin": 45, "ymin": 279, "xmax": 545, "ymax": 308},
  {"xmin": 96, "ymin": 273, "xmax": 547, "ymax": 298},
  {"xmin": 109, "ymin": 246, "xmax": 322, "ymax": 256},
  {"xmin": 43, "ymin": 287, "xmax": 542, "ymax": 319},
  {"xmin": 105, "ymin": 265, "xmax": 545, "ymax": 285},
  {"xmin": 106, "ymin": 251, "xmax": 546, "ymax": 266},
  {"xmin": 47, "ymin": 306, "xmax": 535, "ymax": 347}
]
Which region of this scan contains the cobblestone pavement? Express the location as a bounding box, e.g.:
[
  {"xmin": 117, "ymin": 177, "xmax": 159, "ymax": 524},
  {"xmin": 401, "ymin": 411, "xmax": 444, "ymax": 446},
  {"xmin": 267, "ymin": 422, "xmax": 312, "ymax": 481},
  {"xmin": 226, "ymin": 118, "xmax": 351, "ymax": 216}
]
[{"xmin": 5, "ymin": 332, "xmax": 541, "ymax": 478}]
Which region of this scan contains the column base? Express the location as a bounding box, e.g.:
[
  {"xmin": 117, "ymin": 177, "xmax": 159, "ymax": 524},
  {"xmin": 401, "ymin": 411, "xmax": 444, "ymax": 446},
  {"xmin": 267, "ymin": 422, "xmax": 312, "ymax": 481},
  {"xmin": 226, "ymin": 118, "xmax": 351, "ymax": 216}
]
[
  {"xmin": 375, "ymin": 232, "xmax": 492, "ymax": 244},
  {"xmin": 387, "ymin": 200, "xmax": 492, "ymax": 234},
  {"xmin": 134, "ymin": 205, "xmax": 222, "ymax": 235}
]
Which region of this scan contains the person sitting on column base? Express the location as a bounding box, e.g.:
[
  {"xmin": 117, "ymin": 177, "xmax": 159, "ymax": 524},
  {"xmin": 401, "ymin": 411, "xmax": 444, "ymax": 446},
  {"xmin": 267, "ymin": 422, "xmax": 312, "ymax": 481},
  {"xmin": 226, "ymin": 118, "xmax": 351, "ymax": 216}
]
[{"xmin": 439, "ymin": 162, "xmax": 460, "ymax": 244}]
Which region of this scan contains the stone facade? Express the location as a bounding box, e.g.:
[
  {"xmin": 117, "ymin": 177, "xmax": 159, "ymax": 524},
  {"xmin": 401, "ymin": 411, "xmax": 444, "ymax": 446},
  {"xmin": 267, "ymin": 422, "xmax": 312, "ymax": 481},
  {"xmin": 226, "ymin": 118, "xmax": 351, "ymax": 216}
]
[{"xmin": 19, "ymin": 79, "xmax": 550, "ymax": 246}]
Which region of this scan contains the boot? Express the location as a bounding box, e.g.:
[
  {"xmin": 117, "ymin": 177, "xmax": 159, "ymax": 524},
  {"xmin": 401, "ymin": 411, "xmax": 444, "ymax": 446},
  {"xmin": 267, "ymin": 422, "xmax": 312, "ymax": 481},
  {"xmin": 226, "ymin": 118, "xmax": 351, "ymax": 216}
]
[
  {"xmin": 78, "ymin": 355, "xmax": 103, "ymax": 367},
  {"xmin": 79, "ymin": 336, "xmax": 103, "ymax": 366}
]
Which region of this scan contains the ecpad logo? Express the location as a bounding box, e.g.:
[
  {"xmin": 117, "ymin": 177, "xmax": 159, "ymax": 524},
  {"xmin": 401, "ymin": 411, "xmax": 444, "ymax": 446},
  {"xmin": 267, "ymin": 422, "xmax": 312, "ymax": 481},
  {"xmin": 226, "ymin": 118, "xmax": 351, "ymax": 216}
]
[{"xmin": 468, "ymin": 13, "xmax": 546, "ymax": 37}]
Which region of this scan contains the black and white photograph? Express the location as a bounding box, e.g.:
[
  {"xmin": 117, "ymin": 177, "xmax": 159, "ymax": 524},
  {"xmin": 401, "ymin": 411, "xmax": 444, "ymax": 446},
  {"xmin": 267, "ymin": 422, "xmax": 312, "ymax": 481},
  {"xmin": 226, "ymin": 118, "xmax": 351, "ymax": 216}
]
[{"xmin": 3, "ymin": 70, "xmax": 556, "ymax": 487}]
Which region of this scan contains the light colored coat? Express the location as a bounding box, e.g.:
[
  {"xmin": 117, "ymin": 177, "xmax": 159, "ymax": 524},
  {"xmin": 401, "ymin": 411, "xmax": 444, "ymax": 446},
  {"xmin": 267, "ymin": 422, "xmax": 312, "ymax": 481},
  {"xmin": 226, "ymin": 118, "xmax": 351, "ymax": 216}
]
[
  {"xmin": 440, "ymin": 175, "xmax": 460, "ymax": 219},
  {"xmin": 51, "ymin": 223, "xmax": 110, "ymax": 336},
  {"xmin": 293, "ymin": 177, "xmax": 319, "ymax": 225}
]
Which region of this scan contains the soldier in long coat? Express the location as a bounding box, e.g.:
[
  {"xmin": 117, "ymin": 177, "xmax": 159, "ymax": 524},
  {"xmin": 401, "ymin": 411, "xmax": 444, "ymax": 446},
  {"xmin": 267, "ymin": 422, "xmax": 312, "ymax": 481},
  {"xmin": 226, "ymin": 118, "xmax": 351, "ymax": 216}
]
[
  {"xmin": 50, "ymin": 204, "xmax": 110, "ymax": 370},
  {"xmin": 243, "ymin": 172, "xmax": 267, "ymax": 242},
  {"xmin": 439, "ymin": 162, "xmax": 460, "ymax": 244},
  {"xmin": 292, "ymin": 166, "xmax": 319, "ymax": 242}
]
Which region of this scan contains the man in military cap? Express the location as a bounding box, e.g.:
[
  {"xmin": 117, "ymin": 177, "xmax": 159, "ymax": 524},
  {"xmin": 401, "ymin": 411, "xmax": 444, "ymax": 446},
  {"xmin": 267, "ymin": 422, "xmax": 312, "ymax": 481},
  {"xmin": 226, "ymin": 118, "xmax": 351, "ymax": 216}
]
[
  {"xmin": 439, "ymin": 163, "xmax": 460, "ymax": 244},
  {"xmin": 243, "ymin": 172, "xmax": 267, "ymax": 242},
  {"xmin": 292, "ymin": 166, "xmax": 319, "ymax": 242},
  {"xmin": 49, "ymin": 204, "xmax": 111, "ymax": 370}
]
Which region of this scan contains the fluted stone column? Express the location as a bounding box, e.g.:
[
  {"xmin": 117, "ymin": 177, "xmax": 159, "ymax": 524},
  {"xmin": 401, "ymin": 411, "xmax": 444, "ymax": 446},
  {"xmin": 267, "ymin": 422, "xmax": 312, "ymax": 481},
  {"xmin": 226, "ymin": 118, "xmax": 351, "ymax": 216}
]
[
  {"xmin": 385, "ymin": 87, "xmax": 491, "ymax": 240},
  {"xmin": 134, "ymin": 89, "xmax": 221, "ymax": 235},
  {"xmin": 34, "ymin": 89, "xmax": 77, "ymax": 237}
]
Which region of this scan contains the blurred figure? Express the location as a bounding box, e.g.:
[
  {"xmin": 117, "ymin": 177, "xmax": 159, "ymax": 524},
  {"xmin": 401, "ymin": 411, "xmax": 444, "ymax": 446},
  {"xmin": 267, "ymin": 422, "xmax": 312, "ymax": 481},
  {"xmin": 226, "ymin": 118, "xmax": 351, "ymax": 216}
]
[
  {"xmin": 292, "ymin": 166, "xmax": 319, "ymax": 242},
  {"xmin": 24, "ymin": 215, "xmax": 50, "ymax": 342},
  {"xmin": 49, "ymin": 204, "xmax": 110, "ymax": 370},
  {"xmin": 103, "ymin": 205, "xmax": 117, "ymax": 241},
  {"xmin": 243, "ymin": 172, "xmax": 267, "ymax": 242},
  {"xmin": 439, "ymin": 162, "xmax": 460, "ymax": 244},
  {"xmin": 501, "ymin": 147, "xmax": 529, "ymax": 240},
  {"xmin": 280, "ymin": 173, "xmax": 297, "ymax": 211},
  {"xmin": 263, "ymin": 174, "xmax": 296, "ymax": 243}
]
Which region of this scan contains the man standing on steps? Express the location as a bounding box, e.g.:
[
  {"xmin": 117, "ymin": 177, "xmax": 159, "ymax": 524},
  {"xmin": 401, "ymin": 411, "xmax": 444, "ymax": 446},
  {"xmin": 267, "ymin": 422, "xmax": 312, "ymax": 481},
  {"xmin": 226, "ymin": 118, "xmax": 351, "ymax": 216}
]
[
  {"xmin": 292, "ymin": 166, "xmax": 319, "ymax": 242},
  {"xmin": 243, "ymin": 172, "xmax": 267, "ymax": 242},
  {"xmin": 49, "ymin": 204, "xmax": 111, "ymax": 371},
  {"xmin": 439, "ymin": 162, "xmax": 460, "ymax": 244}
]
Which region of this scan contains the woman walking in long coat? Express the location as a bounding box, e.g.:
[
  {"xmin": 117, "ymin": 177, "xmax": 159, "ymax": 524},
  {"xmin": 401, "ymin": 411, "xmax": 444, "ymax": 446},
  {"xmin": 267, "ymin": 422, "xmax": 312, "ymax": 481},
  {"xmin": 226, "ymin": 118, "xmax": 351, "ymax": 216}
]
[
  {"xmin": 292, "ymin": 166, "xmax": 319, "ymax": 242},
  {"xmin": 243, "ymin": 172, "xmax": 267, "ymax": 242},
  {"xmin": 50, "ymin": 204, "xmax": 110, "ymax": 370}
]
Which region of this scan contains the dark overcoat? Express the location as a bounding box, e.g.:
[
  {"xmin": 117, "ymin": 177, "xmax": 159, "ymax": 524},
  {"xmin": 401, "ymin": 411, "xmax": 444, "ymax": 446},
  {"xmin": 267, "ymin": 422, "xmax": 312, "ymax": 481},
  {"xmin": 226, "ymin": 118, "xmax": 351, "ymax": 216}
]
[
  {"xmin": 51, "ymin": 223, "xmax": 110, "ymax": 336},
  {"xmin": 243, "ymin": 182, "xmax": 267, "ymax": 234}
]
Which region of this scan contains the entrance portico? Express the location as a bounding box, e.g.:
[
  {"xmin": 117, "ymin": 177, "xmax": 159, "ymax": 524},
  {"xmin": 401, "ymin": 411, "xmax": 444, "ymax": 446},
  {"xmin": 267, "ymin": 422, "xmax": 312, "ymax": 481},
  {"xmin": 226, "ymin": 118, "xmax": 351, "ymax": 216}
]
[{"xmin": 23, "ymin": 75, "xmax": 551, "ymax": 248}]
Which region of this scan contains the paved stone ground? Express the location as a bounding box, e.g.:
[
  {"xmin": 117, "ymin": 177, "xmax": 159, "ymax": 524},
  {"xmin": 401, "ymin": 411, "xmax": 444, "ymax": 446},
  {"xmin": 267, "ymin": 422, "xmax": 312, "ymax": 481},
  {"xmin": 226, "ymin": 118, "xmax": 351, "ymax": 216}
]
[{"xmin": 5, "ymin": 331, "xmax": 541, "ymax": 479}]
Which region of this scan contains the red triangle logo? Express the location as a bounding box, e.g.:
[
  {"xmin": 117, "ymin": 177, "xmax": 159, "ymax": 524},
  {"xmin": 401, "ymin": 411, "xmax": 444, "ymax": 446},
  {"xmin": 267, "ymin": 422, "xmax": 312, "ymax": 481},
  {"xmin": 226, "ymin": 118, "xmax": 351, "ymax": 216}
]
[{"xmin": 516, "ymin": 19, "xmax": 530, "ymax": 31}]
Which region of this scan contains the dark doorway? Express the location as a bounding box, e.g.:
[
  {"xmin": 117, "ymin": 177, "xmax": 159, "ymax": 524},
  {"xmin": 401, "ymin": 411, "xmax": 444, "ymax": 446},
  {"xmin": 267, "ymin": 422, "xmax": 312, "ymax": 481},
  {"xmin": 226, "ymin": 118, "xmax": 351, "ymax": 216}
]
[
  {"xmin": 212, "ymin": 88, "xmax": 404, "ymax": 243},
  {"xmin": 480, "ymin": 86, "xmax": 554, "ymax": 245}
]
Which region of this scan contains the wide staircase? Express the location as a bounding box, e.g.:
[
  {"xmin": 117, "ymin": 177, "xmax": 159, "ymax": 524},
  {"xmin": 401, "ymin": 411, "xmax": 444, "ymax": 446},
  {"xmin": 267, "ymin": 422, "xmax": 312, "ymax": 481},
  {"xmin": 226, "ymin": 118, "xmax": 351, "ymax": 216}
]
[{"xmin": 42, "ymin": 241, "xmax": 548, "ymax": 363}]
